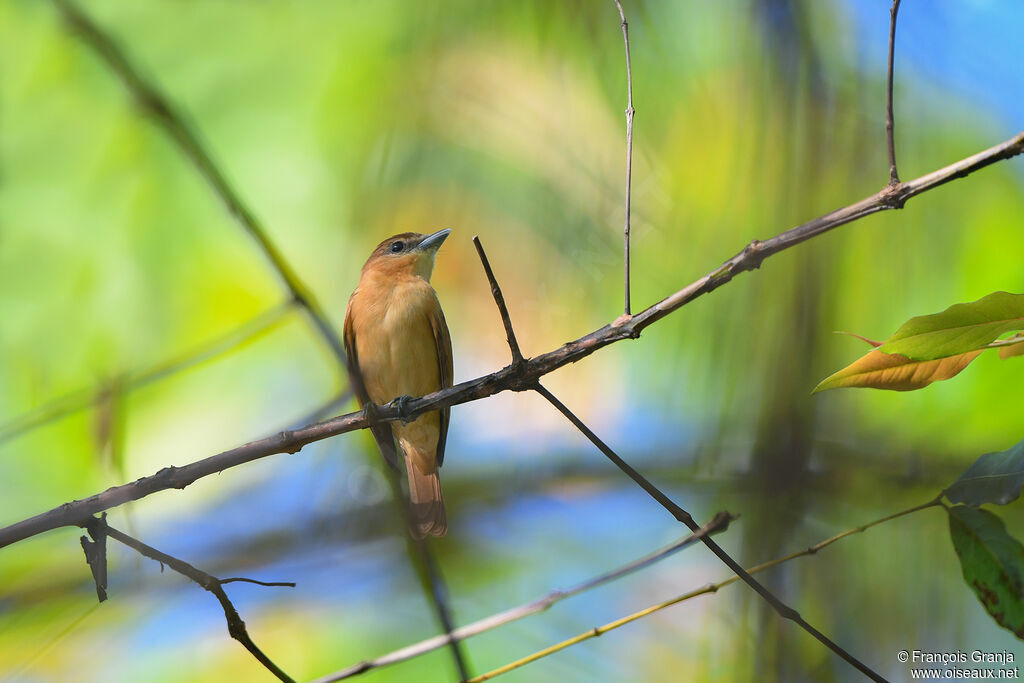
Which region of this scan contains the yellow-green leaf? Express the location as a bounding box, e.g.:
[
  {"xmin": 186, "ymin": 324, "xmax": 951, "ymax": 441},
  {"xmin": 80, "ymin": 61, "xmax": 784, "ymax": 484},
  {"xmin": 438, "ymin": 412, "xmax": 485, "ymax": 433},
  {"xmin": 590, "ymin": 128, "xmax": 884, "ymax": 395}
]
[
  {"xmin": 812, "ymin": 348, "xmax": 982, "ymax": 393},
  {"xmin": 880, "ymin": 291, "xmax": 1024, "ymax": 360}
]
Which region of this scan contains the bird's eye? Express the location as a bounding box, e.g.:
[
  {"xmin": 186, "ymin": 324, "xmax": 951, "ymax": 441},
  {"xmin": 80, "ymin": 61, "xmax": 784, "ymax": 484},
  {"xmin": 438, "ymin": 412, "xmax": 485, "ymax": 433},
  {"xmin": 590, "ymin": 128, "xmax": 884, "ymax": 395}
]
[{"xmin": 390, "ymin": 241, "xmax": 405, "ymax": 253}]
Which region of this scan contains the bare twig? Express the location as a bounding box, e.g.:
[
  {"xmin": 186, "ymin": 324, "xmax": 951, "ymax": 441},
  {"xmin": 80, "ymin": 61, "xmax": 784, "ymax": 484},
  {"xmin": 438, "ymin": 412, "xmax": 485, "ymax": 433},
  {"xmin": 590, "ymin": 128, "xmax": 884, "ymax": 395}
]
[
  {"xmin": 2, "ymin": 131, "xmax": 1022, "ymax": 550},
  {"xmin": 0, "ymin": 301, "xmax": 295, "ymax": 445},
  {"xmin": 614, "ymin": 0, "xmax": 635, "ymax": 317},
  {"xmin": 310, "ymin": 512, "xmax": 734, "ymax": 682},
  {"xmin": 533, "ymin": 385, "xmax": 886, "ymax": 682},
  {"xmin": 473, "ymin": 236, "xmax": 524, "ymax": 364},
  {"xmin": 92, "ymin": 518, "xmax": 295, "ymax": 682},
  {"xmin": 472, "ymin": 231, "xmax": 882, "ymax": 680},
  {"xmin": 220, "ymin": 577, "xmax": 297, "ymax": 588},
  {"xmin": 466, "ymin": 496, "xmax": 943, "ymax": 681},
  {"xmin": 50, "ymin": 0, "xmax": 346, "ymax": 370},
  {"xmin": 886, "ymin": 0, "xmax": 902, "ymax": 185}
]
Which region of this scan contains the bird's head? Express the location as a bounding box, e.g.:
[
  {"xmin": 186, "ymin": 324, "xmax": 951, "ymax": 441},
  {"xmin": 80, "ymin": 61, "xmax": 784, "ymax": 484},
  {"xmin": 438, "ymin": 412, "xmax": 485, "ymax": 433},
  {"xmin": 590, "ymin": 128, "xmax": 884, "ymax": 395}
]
[{"xmin": 362, "ymin": 229, "xmax": 451, "ymax": 282}]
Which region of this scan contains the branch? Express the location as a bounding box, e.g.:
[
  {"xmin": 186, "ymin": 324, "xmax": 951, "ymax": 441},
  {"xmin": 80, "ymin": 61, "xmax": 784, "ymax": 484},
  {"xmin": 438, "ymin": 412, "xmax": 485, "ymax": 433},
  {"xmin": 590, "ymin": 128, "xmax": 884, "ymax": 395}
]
[
  {"xmin": 613, "ymin": 0, "xmax": 635, "ymax": 316},
  {"xmin": 2, "ymin": 130, "xmax": 1021, "ymax": 550},
  {"xmin": 466, "ymin": 496, "xmax": 941, "ymax": 681},
  {"xmin": 310, "ymin": 511, "xmax": 734, "ymax": 682},
  {"xmin": 50, "ymin": 0, "xmax": 347, "ymax": 370},
  {"xmin": 472, "ymin": 235, "xmax": 881, "ymax": 678},
  {"xmin": 90, "ymin": 517, "xmax": 295, "ymax": 682},
  {"xmin": 886, "ymin": 0, "xmax": 902, "ymax": 185},
  {"xmin": 0, "ymin": 301, "xmax": 295, "ymax": 446}
]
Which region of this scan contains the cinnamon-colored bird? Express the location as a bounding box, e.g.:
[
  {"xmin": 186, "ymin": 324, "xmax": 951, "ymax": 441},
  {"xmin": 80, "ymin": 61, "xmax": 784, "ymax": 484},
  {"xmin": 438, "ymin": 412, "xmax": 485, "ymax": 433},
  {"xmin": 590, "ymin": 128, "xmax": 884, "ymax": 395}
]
[{"xmin": 343, "ymin": 229, "xmax": 453, "ymax": 537}]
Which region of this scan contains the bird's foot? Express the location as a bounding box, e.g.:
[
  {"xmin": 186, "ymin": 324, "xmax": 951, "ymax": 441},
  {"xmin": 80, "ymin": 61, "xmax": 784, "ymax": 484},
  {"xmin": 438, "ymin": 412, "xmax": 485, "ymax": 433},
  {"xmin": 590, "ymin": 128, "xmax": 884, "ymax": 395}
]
[{"xmin": 388, "ymin": 395, "xmax": 415, "ymax": 424}]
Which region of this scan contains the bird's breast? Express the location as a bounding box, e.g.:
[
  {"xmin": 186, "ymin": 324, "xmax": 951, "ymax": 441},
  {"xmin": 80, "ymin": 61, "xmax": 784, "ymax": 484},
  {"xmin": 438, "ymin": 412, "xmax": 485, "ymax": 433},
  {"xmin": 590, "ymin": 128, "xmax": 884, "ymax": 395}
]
[{"xmin": 350, "ymin": 277, "xmax": 442, "ymax": 407}]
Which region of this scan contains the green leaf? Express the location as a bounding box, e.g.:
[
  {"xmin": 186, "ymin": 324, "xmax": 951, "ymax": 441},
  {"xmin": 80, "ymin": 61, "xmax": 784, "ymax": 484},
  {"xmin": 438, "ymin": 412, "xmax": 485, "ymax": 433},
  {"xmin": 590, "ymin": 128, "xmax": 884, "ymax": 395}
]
[
  {"xmin": 946, "ymin": 439, "xmax": 1024, "ymax": 506},
  {"xmin": 880, "ymin": 291, "xmax": 1024, "ymax": 360},
  {"xmin": 948, "ymin": 505, "xmax": 1024, "ymax": 639},
  {"xmin": 812, "ymin": 348, "xmax": 982, "ymax": 393}
]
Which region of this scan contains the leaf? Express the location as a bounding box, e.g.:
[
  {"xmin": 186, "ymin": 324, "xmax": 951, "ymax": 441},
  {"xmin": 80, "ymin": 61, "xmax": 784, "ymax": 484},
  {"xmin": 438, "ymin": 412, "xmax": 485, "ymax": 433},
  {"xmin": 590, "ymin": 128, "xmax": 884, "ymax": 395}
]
[
  {"xmin": 812, "ymin": 348, "xmax": 982, "ymax": 393},
  {"xmin": 880, "ymin": 291, "xmax": 1024, "ymax": 360},
  {"xmin": 946, "ymin": 439, "xmax": 1024, "ymax": 506},
  {"xmin": 948, "ymin": 506, "xmax": 1024, "ymax": 639}
]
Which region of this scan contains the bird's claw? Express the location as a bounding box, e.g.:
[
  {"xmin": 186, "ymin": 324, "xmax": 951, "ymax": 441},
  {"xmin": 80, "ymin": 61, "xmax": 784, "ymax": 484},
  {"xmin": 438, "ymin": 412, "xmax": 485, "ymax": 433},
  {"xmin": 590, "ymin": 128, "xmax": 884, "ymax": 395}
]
[{"xmin": 388, "ymin": 395, "xmax": 415, "ymax": 424}]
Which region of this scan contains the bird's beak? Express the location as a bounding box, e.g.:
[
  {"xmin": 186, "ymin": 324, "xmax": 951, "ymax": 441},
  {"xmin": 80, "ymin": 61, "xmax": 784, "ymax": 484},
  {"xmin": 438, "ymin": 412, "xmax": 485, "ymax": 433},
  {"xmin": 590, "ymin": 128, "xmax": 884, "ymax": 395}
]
[{"xmin": 416, "ymin": 228, "xmax": 451, "ymax": 252}]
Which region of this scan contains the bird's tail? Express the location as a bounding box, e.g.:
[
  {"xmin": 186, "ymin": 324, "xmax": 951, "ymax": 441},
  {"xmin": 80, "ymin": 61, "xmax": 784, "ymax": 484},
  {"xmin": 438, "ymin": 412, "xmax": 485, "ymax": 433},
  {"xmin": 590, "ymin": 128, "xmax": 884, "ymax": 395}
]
[{"xmin": 405, "ymin": 455, "xmax": 447, "ymax": 538}]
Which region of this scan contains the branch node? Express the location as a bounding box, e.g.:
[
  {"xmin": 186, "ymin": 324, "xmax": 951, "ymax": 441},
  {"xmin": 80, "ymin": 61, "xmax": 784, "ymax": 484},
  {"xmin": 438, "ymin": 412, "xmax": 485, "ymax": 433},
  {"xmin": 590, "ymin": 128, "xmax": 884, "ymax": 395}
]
[
  {"xmin": 880, "ymin": 181, "xmax": 908, "ymax": 209},
  {"xmin": 740, "ymin": 240, "xmax": 766, "ymax": 269},
  {"xmin": 276, "ymin": 429, "xmax": 301, "ymax": 454}
]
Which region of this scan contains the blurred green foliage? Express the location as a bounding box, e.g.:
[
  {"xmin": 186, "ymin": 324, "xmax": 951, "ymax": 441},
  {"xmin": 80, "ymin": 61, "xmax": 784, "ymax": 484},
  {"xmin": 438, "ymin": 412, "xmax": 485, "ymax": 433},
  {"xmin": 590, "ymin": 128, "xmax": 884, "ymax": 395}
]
[{"xmin": 1, "ymin": 1, "xmax": 1023, "ymax": 681}]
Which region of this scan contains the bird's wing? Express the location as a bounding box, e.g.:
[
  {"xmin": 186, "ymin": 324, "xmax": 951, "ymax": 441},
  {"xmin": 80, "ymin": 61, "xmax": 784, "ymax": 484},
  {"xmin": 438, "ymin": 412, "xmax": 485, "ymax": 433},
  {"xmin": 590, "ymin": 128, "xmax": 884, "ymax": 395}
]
[
  {"xmin": 343, "ymin": 295, "xmax": 400, "ymax": 470},
  {"xmin": 428, "ymin": 299, "xmax": 454, "ymax": 467}
]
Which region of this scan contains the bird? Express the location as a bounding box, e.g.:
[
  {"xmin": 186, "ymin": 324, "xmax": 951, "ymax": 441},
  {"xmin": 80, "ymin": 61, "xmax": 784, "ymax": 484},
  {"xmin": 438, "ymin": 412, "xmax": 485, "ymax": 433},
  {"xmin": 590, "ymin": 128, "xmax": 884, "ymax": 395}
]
[{"xmin": 343, "ymin": 229, "xmax": 453, "ymax": 538}]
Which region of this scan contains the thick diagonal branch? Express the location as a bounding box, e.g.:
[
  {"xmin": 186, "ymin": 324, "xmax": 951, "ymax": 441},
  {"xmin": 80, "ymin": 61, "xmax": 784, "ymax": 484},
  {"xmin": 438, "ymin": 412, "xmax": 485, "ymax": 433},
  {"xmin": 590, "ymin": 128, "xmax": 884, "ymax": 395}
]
[{"xmin": 2, "ymin": 130, "xmax": 1021, "ymax": 550}]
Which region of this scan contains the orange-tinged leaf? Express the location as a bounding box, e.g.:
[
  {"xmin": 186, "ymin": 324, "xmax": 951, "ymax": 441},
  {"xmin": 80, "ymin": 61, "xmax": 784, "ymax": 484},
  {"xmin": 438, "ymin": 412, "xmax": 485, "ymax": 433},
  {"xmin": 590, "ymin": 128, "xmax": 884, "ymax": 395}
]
[{"xmin": 813, "ymin": 348, "xmax": 983, "ymax": 393}]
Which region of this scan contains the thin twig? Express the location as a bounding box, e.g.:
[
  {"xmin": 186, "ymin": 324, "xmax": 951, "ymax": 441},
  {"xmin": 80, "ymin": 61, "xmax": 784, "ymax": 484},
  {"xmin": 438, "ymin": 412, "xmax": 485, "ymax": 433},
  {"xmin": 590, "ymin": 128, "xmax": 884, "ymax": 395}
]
[
  {"xmin": 220, "ymin": 577, "xmax": 297, "ymax": 588},
  {"xmin": 467, "ymin": 496, "xmax": 941, "ymax": 682},
  {"xmin": 614, "ymin": 0, "xmax": 635, "ymax": 317},
  {"xmin": 473, "ymin": 237, "xmax": 524, "ymax": 364},
  {"xmin": 95, "ymin": 519, "xmax": 295, "ymax": 682},
  {"xmin": 0, "ymin": 301, "xmax": 295, "ymax": 445},
  {"xmin": 2, "ymin": 131, "xmax": 1022, "ymax": 551},
  {"xmin": 886, "ymin": 0, "xmax": 902, "ymax": 185},
  {"xmin": 533, "ymin": 384, "xmax": 886, "ymax": 682},
  {"xmin": 50, "ymin": 0, "xmax": 347, "ymax": 370},
  {"xmin": 310, "ymin": 512, "xmax": 734, "ymax": 683}
]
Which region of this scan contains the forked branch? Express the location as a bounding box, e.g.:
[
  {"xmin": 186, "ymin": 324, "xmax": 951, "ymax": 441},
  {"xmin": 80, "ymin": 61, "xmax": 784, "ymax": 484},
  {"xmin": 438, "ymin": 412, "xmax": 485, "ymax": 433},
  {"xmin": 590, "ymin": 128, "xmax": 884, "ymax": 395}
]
[{"xmin": 82, "ymin": 516, "xmax": 295, "ymax": 682}]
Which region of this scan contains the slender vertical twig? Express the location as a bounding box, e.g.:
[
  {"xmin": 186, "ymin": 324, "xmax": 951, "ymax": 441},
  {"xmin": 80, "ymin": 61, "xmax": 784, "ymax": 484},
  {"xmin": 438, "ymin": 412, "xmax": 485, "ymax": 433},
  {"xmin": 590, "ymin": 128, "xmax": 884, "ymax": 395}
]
[
  {"xmin": 473, "ymin": 237, "xmax": 524, "ymax": 364},
  {"xmin": 885, "ymin": 0, "xmax": 902, "ymax": 186},
  {"xmin": 614, "ymin": 0, "xmax": 635, "ymax": 316}
]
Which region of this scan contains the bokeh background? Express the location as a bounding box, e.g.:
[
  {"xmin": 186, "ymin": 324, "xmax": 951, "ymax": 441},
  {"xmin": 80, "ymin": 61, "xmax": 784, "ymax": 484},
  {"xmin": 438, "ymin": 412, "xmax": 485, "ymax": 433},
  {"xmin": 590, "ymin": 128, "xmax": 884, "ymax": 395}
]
[{"xmin": 2, "ymin": 0, "xmax": 1023, "ymax": 681}]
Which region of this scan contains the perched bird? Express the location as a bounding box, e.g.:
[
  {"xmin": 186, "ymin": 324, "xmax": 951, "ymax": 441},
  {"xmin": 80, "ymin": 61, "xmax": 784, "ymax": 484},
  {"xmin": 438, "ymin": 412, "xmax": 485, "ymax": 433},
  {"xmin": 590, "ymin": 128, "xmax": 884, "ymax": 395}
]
[{"xmin": 343, "ymin": 229, "xmax": 453, "ymax": 537}]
